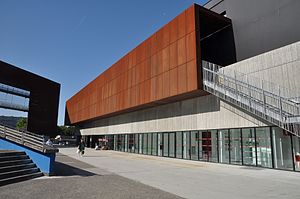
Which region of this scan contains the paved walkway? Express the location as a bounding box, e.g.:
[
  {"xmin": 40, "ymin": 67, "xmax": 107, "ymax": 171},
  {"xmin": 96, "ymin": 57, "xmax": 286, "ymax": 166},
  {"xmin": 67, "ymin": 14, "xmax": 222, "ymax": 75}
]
[
  {"xmin": 59, "ymin": 147, "xmax": 300, "ymax": 199},
  {"xmin": 0, "ymin": 150, "xmax": 183, "ymax": 199}
]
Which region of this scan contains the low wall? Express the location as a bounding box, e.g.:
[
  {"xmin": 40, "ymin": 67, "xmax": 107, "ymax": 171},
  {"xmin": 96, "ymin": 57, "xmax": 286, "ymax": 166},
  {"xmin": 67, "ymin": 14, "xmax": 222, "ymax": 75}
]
[{"xmin": 0, "ymin": 138, "xmax": 56, "ymax": 175}]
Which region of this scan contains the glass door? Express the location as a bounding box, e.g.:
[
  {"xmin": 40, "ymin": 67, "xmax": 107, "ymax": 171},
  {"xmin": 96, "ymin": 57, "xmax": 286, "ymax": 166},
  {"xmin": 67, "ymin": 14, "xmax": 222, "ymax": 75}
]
[
  {"xmin": 242, "ymin": 128, "xmax": 256, "ymax": 166},
  {"xmin": 169, "ymin": 132, "xmax": 175, "ymax": 158},
  {"xmin": 256, "ymin": 127, "xmax": 272, "ymax": 168},
  {"xmin": 218, "ymin": 129, "xmax": 230, "ymax": 163},
  {"xmin": 176, "ymin": 132, "xmax": 183, "ymax": 158},
  {"xmin": 230, "ymin": 129, "xmax": 242, "ymax": 165},
  {"xmin": 163, "ymin": 133, "xmax": 169, "ymax": 157},
  {"xmin": 191, "ymin": 131, "xmax": 199, "ymax": 160},
  {"xmin": 158, "ymin": 133, "xmax": 163, "ymax": 156},
  {"xmin": 183, "ymin": 131, "xmax": 190, "ymax": 159}
]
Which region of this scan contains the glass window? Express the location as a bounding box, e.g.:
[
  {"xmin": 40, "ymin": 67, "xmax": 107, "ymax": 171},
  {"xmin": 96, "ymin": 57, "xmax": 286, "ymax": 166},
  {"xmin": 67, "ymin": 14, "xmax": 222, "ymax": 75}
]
[
  {"xmin": 152, "ymin": 133, "xmax": 158, "ymax": 156},
  {"xmin": 218, "ymin": 129, "xmax": 229, "ymax": 163},
  {"xmin": 199, "ymin": 131, "xmax": 214, "ymax": 162},
  {"xmin": 122, "ymin": 134, "xmax": 126, "ymax": 152},
  {"xmin": 176, "ymin": 132, "xmax": 182, "ymax": 158},
  {"xmin": 169, "ymin": 133, "xmax": 175, "ymax": 158},
  {"xmin": 134, "ymin": 134, "xmax": 139, "ymax": 153},
  {"xmin": 139, "ymin": 134, "xmax": 143, "ymax": 154},
  {"xmin": 210, "ymin": 130, "xmax": 218, "ymax": 162},
  {"xmin": 148, "ymin": 133, "xmax": 152, "ymax": 155},
  {"xmin": 242, "ymin": 128, "xmax": 256, "ymax": 166},
  {"xmin": 143, "ymin": 134, "xmax": 148, "ymax": 154},
  {"xmin": 272, "ymin": 127, "xmax": 293, "ymax": 170},
  {"xmin": 106, "ymin": 135, "xmax": 114, "ymax": 150},
  {"xmin": 124, "ymin": 134, "xmax": 128, "ymax": 152},
  {"xmin": 183, "ymin": 132, "xmax": 190, "ymax": 159},
  {"xmin": 292, "ymin": 135, "xmax": 300, "ymax": 171},
  {"xmin": 163, "ymin": 133, "xmax": 169, "ymax": 157},
  {"xmin": 158, "ymin": 133, "xmax": 163, "ymax": 156},
  {"xmin": 230, "ymin": 129, "xmax": 242, "ymax": 165},
  {"xmin": 117, "ymin": 134, "xmax": 122, "ymax": 151},
  {"xmin": 128, "ymin": 134, "xmax": 134, "ymax": 153},
  {"xmin": 114, "ymin": 135, "xmax": 117, "ymax": 150},
  {"xmin": 191, "ymin": 131, "xmax": 198, "ymax": 160},
  {"xmin": 256, "ymin": 127, "xmax": 272, "ymax": 168}
]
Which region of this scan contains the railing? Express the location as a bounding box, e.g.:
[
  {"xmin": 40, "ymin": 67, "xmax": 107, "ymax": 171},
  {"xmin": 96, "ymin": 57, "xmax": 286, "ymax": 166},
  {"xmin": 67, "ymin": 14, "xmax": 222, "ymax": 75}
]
[
  {"xmin": 0, "ymin": 83, "xmax": 30, "ymax": 98},
  {"xmin": 0, "ymin": 124, "xmax": 58, "ymax": 153},
  {"xmin": 202, "ymin": 61, "xmax": 300, "ymax": 137},
  {"xmin": 0, "ymin": 101, "xmax": 29, "ymax": 112}
]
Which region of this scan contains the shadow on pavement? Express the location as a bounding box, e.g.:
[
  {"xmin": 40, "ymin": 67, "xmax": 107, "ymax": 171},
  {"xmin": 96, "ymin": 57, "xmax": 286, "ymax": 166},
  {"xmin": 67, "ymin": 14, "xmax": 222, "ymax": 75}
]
[{"xmin": 54, "ymin": 153, "xmax": 98, "ymax": 177}]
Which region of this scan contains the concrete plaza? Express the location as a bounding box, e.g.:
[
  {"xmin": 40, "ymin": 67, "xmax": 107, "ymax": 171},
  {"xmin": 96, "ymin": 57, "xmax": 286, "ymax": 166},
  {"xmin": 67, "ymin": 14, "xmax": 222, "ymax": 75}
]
[
  {"xmin": 59, "ymin": 148, "xmax": 300, "ymax": 199},
  {"xmin": 1, "ymin": 147, "xmax": 300, "ymax": 199}
]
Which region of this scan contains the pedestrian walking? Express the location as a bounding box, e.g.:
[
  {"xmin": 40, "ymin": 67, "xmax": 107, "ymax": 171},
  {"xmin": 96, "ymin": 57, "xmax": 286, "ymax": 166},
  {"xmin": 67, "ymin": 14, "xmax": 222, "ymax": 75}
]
[{"xmin": 77, "ymin": 139, "xmax": 85, "ymax": 157}]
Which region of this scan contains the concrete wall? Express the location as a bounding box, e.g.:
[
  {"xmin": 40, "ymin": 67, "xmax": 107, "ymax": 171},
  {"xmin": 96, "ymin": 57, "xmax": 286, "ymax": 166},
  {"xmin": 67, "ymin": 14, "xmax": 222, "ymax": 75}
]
[
  {"xmin": 80, "ymin": 95, "xmax": 268, "ymax": 135},
  {"xmin": 224, "ymin": 41, "xmax": 300, "ymax": 98},
  {"xmin": 205, "ymin": 0, "xmax": 300, "ymax": 62}
]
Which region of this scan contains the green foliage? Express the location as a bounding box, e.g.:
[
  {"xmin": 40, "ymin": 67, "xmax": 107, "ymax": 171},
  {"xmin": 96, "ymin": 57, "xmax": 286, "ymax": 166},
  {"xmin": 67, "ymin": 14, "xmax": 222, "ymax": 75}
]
[
  {"xmin": 16, "ymin": 118, "xmax": 27, "ymax": 131},
  {"xmin": 57, "ymin": 125, "xmax": 76, "ymax": 136}
]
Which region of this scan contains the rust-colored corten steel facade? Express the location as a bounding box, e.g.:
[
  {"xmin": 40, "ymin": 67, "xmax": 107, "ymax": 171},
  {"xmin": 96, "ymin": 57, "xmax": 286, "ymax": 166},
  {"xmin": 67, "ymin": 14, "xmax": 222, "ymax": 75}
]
[{"xmin": 65, "ymin": 4, "xmax": 235, "ymax": 125}]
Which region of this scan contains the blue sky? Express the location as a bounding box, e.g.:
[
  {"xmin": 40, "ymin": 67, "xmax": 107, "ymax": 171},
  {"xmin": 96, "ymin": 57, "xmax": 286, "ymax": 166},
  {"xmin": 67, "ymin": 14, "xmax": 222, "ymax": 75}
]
[{"xmin": 0, "ymin": 0, "xmax": 207, "ymax": 125}]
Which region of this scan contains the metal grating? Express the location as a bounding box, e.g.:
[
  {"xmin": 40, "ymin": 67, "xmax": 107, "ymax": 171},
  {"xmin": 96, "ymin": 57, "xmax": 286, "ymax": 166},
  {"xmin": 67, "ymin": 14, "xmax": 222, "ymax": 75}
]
[{"xmin": 202, "ymin": 61, "xmax": 300, "ymax": 137}]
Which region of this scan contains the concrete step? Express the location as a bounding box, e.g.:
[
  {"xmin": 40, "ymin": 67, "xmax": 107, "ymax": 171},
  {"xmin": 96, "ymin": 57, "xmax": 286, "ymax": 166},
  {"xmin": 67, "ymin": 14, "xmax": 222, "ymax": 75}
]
[
  {"xmin": 0, "ymin": 155, "xmax": 29, "ymax": 162},
  {"xmin": 0, "ymin": 163, "xmax": 36, "ymax": 173},
  {"xmin": 0, "ymin": 172, "xmax": 43, "ymax": 187},
  {"xmin": 0, "ymin": 159, "xmax": 32, "ymax": 167},
  {"xmin": 0, "ymin": 151, "xmax": 26, "ymax": 157},
  {"xmin": 0, "ymin": 168, "xmax": 40, "ymax": 180}
]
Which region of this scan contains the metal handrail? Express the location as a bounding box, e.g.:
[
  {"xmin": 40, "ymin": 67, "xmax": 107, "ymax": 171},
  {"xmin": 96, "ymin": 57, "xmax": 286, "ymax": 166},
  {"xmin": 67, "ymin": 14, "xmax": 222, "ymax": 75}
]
[
  {"xmin": 0, "ymin": 101, "xmax": 29, "ymax": 112},
  {"xmin": 0, "ymin": 83, "xmax": 30, "ymax": 98},
  {"xmin": 0, "ymin": 124, "xmax": 58, "ymax": 153},
  {"xmin": 202, "ymin": 60, "xmax": 300, "ymax": 137}
]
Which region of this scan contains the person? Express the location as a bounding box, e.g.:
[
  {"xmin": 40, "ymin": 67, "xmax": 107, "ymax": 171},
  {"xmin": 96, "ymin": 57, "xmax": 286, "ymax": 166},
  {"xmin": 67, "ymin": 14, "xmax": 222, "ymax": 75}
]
[
  {"xmin": 46, "ymin": 138, "xmax": 53, "ymax": 147},
  {"xmin": 78, "ymin": 139, "xmax": 85, "ymax": 157}
]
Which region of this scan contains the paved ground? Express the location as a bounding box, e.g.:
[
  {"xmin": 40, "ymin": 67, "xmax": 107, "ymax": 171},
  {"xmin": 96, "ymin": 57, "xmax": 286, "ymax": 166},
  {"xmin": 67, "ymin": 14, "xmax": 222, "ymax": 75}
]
[
  {"xmin": 0, "ymin": 152, "xmax": 182, "ymax": 199},
  {"xmin": 1, "ymin": 148, "xmax": 300, "ymax": 199},
  {"xmin": 59, "ymin": 148, "xmax": 300, "ymax": 199}
]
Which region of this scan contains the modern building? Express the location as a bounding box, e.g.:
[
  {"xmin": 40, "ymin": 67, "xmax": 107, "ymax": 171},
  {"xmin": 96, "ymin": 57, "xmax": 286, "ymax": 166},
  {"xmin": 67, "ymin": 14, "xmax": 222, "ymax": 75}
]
[
  {"xmin": 0, "ymin": 60, "xmax": 60, "ymax": 136},
  {"xmin": 65, "ymin": 1, "xmax": 300, "ymax": 172}
]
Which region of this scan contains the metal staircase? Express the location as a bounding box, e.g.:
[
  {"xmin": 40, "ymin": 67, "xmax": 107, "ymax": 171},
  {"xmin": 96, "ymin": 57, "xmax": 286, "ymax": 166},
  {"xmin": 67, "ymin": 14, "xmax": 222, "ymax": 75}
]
[{"xmin": 202, "ymin": 61, "xmax": 300, "ymax": 137}]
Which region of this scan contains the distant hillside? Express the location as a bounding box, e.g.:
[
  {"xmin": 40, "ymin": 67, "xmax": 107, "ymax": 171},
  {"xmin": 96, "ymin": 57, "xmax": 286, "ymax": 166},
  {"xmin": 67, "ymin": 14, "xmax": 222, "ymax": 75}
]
[{"xmin": 0, "ymin": 116, "xmax": 25, "ymax": 128}]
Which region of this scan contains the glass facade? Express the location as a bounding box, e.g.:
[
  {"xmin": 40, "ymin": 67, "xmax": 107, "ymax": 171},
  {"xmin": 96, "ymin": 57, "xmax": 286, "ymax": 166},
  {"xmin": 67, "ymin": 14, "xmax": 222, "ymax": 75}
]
[
  {"xmin": 102, "ymin": 126, "xmax": 300, "ymax": 172},
  {"xmin": 292, "ymin": 134, "xmax": 300, "ymax": 171},
  {"xmin": 147, "ymin": 133, "xmax": 152, "ymax": 155},
  {"xmin": 230, "ymin": 129, "xmax": 242, "ymax": 165},
  {"xmin": 272, "ymin": 127, "xmax": 293, "ymax": 170},
  {"xmin": 256, "ymin": 127, "xmax": 272, "ymax": 168},
  {"xmin": 152, "ymin": 133, "xmax": 157, "ymax": 155},
  {"xmin": 142, "ymin": 134, "xmax": 147, "ymax": 155},
  {"xmin": 191, "ymin": 131, "xmax": 198, "ymax": 160},
  {"xmin": 176, "ymin": 132, "xmax": 182, "ymax": 158},
  {"xmin": 169, "ymin": 133, "xmax": 175, "ymax": 158},
  {"xmin": 242, "ymin": 128, "xmax": 256, "ymax": 166},
  {"xmin": 218, "ymin": 129, "xmax": 229, "ymax": 164},
  {"xmin": 183, "ymin": 132, "xmax": 190, "ymax": 159},
  {"xmin": 163, "ymin": 133, "xmax": 169, "ymax": 157}
]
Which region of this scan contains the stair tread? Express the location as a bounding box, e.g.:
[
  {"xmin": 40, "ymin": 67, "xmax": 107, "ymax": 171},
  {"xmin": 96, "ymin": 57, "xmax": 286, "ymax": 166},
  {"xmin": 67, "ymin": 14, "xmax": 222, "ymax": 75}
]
[
  {"xmin": 0, "ymin": 155, "xmax": 28, "ymax": 159},
  {"xmin": 0, "ymin": 172, "xmax": 43, "ymax": 183},
  {"xmin": 0, "ymin": 163, "xmax": 35, "ymax": 170},
  {"xmin": 0, "ymin": 150, "xmax": 19, "ymax": 153},
  {"xmin": 0, "ymin": 167, "xmax": 39, "ymax": 176},
  {"xmin": 0, "ymin": 159, "xmax": 31, "ymax": 164}
]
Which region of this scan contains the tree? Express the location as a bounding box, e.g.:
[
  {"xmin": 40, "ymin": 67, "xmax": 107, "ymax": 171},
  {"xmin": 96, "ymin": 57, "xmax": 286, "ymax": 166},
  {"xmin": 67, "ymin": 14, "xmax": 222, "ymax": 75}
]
[
  {"xmin": 16, "ymin": 118, "xmax": 27, "ymax": 131},
  {"xmin": 57, "ymin": 125, "xmax": 76, "ymax": 136}
]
